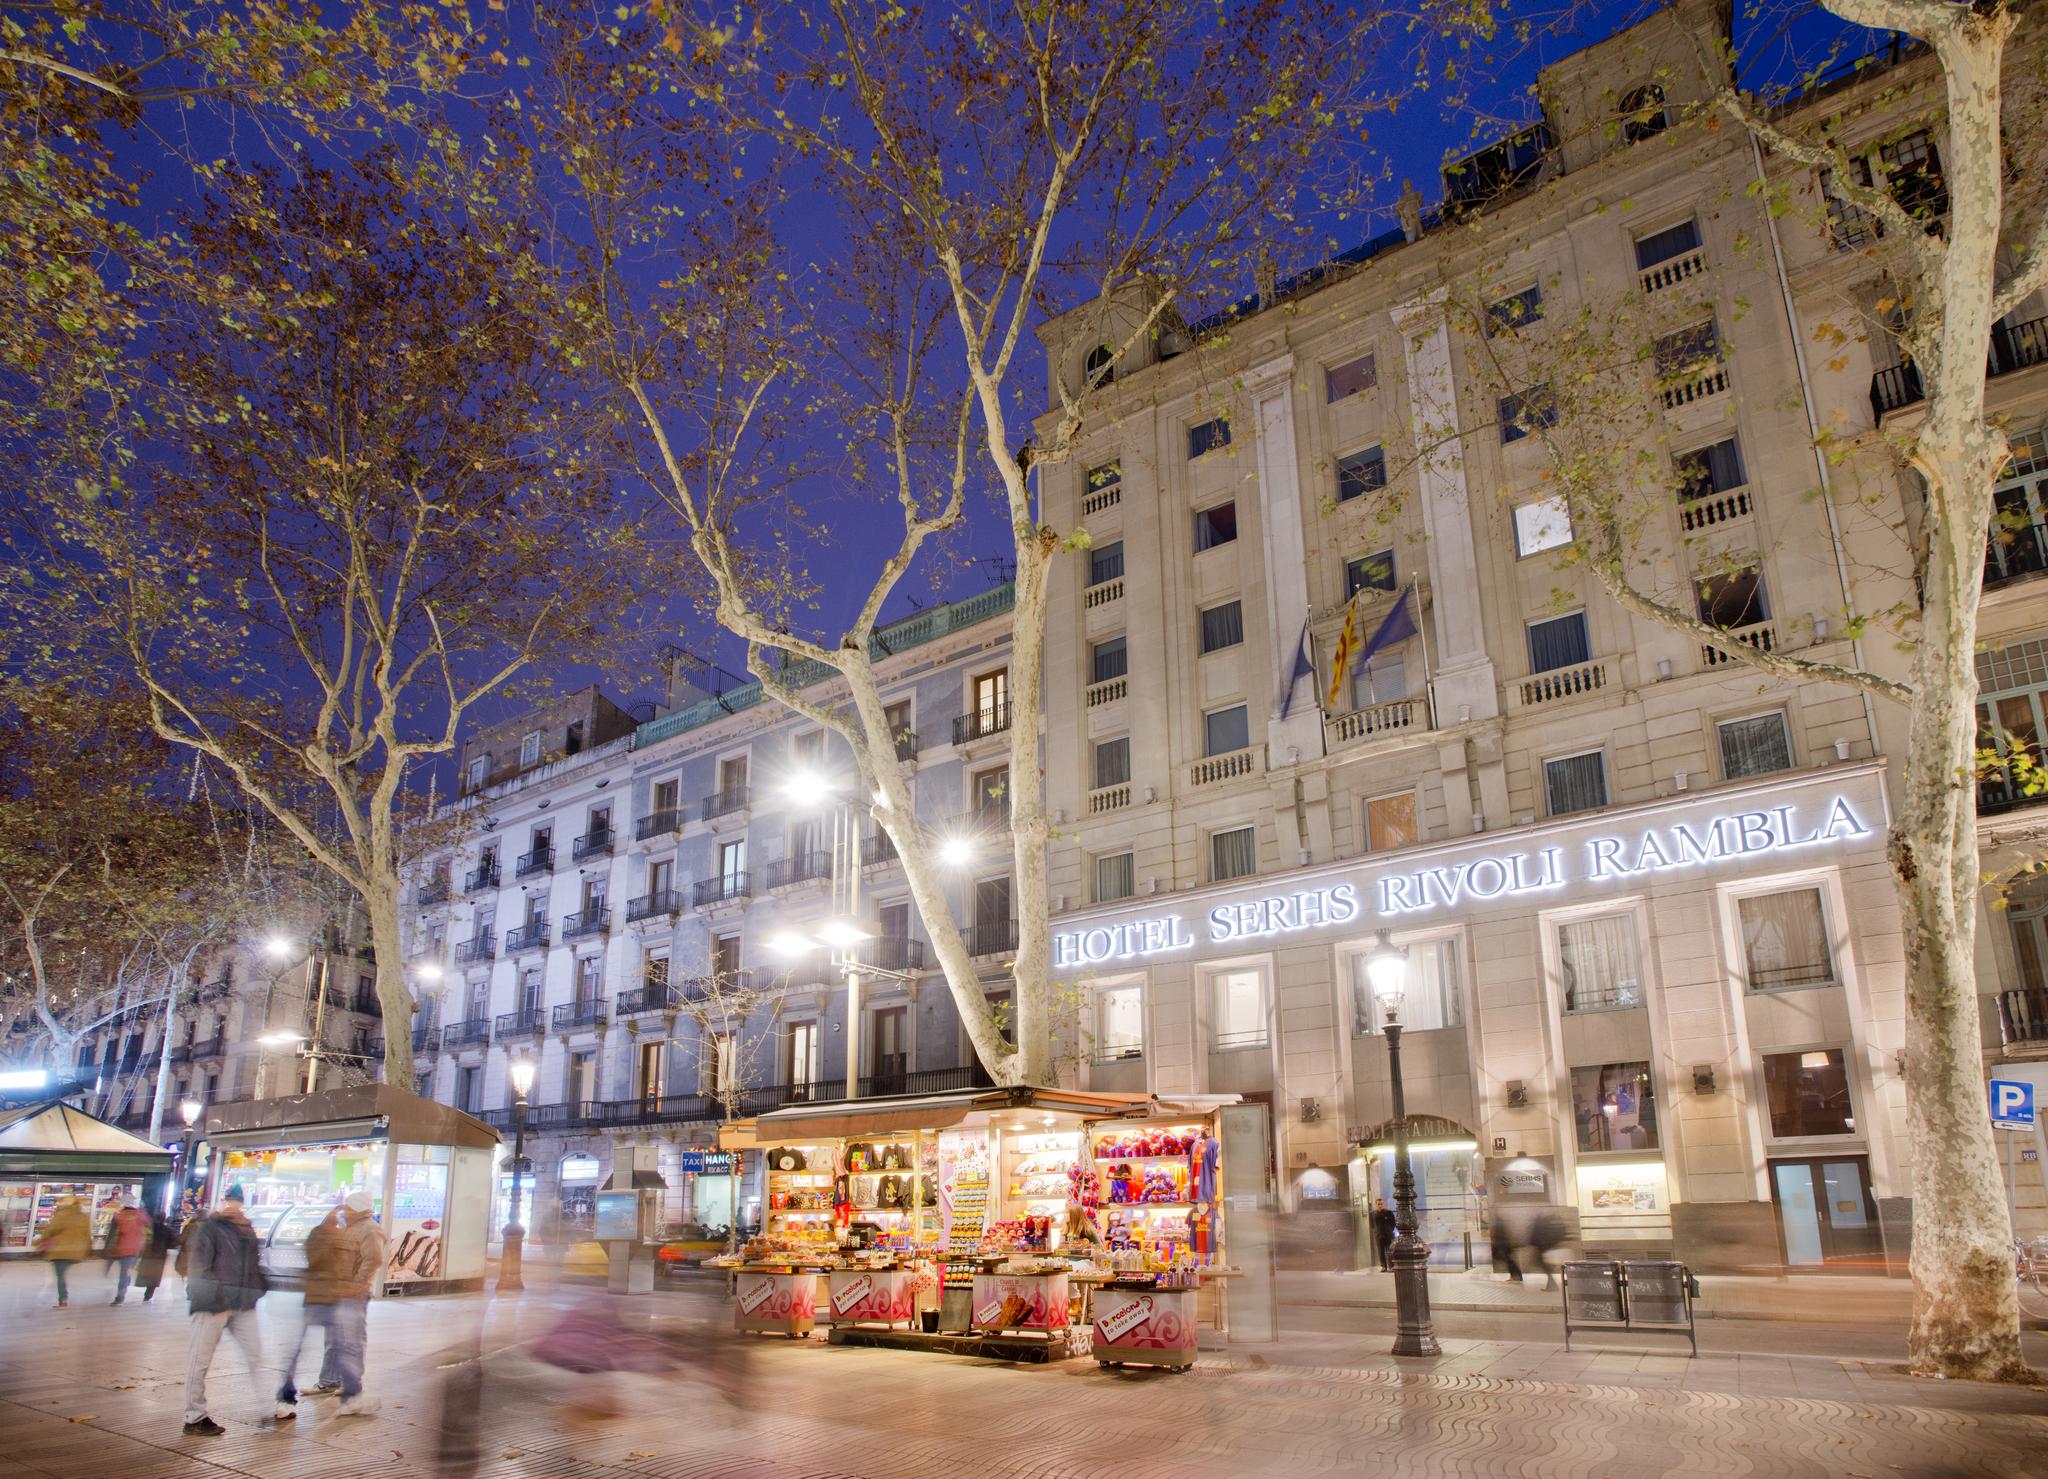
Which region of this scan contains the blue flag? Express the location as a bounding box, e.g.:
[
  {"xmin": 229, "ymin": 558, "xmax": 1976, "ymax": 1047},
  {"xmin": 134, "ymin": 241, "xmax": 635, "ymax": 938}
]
[
  {"xmin": 1278, "ymin": 617, "xmax": 1316, "ymax": 719},
  {"xmin": 1357, "ymin": 586, "xmax": 1419, "ymax": 670}
]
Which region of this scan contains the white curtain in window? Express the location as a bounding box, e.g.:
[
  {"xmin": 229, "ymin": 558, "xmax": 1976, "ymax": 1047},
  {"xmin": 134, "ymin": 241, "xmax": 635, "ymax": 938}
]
[
  {"xmin": 1210, "ymin": 827, "xmax": 1256, "ymax": 881},
  {"xmin": 1558, "ymin": 914, "xmax": 1643, "ymax": 1012},
  {"xmin": 1213, "ymin": 971, "xmax": 1266, "ymax": 1046},
  {"xmin": 1094, "ymin": 852, "xmax": 1135, "ymax": 902},
  {"xmin": 1718, "ymin": 713, "xmax": 1791, "ymax": 779},
  {"xmin": 1739, "ymin": 889, "xmax": 1835, "ymax": 990},
  {"xmin": 1097, "ymin": 988, "xmax": 1144, "ymax": 1054},
  {"xmin": 1545, "ymin": 752, "xmax": 1607, "ymax": 815}
]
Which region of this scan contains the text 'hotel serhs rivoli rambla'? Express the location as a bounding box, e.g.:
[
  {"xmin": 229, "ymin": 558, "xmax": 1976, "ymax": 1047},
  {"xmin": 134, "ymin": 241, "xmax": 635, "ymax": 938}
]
[{"xmin": 1051, "ymin": 795, "xmax": 1872, "ymax": 970}]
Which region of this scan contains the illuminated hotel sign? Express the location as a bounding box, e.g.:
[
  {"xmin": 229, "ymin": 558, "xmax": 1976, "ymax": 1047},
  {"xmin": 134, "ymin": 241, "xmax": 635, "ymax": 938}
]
[{"xmin": 1052, "ymin": 794, "xmax": 1872, "ymax": 969}]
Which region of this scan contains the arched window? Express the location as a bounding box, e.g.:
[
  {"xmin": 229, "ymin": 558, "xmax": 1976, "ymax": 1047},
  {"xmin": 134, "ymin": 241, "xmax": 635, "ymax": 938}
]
[
  {"xmin": 1620, "ymin": 84, "xmax": 1668, "ymax": 145},
  {"xmin": 1082, "ymin": 343, "xmax": 1117, "ymax": 387}
]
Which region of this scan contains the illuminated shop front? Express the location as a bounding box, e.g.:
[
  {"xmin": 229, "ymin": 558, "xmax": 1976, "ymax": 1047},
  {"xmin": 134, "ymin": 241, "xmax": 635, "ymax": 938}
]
[{"xmin": 0, "ymin": 1103, "xmax": 172, "ymax": 1256}]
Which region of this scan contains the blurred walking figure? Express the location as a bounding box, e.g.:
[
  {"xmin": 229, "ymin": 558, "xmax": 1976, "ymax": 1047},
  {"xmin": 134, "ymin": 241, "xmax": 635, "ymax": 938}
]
[
  {"xmin": 1530, "ymin": 1206, "xmax": 1567, "ymax": 1292},
  {"xmin": 1370, "ymin": 1198, "xmax": 1397, "ymax": 1271},
  {"xmin": 1489, "ymin": 1208, "xmax": 1523, "ymax": 1284},
  {"xmin": 178, "ymin": 1185, "xmax": 275, "ymax": 1436},
  {"xmin": 326, "ymin": 1189, "xmax": 388, "ymax": 1416},
  {"xmin": 34, "ymin": 1194, "xmax": 92, "ymax": 1309},
  {"xmin": 107, "ymin": 1194, "xmax": 150, "ymax": 1304},
  {"xmin": 136, "ymin": 1204, "xmax": 178, "ymax": 1303},
  {"xmin": 277, "ymin": 1206, "xmax": 347, "ymax": 1412}
]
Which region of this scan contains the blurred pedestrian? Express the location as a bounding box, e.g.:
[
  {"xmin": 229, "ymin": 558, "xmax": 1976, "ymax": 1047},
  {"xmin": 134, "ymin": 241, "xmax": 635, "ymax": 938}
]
[
  {"xmin": 277, "ymin": 1206, "xmax": 346, "ymax": 1414},
  {"xmin": 107, "ymin": 1194, "xmax": 149, "ymax": 1304},
  {"xmin": 179, "ymin": 1185, "xmax": 276, "ymax": 1436},
  {"xmin": 1530, "ymin": 1206, "xmax": 1567, "ymax": 1292},
  {"xmin": 327, "ymin": 1189, "xmax": 388, "ymax": 1416},
  {"xmin": 1490, "ymin": 1208, "xmax": 1523, "ymax": 1283},
  {"xmin": 136, "ymin": 1204, "xmax": 178, "ymax": 1303},
  {"xmin": 34, "ymin": 1194, "xmax": 92, "ymax": 1309},
  {"xmin": 1371, "ymin": 1198, "xmax": 1397, "ymax": 1271}
]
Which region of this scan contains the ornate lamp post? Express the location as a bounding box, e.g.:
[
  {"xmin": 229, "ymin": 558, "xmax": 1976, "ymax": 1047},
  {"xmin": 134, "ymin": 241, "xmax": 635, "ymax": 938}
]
[
  {"xmin": 500, "ymin": 1056, "xmax": 536, "ymax": 1294},
  {"xmin": 1366, "ymin": 930, "xmax": 1441, "ymax": 1357},
  {"xmin": 176, "ymin": 1098, "xmax": 203, "ymax": 1217}
]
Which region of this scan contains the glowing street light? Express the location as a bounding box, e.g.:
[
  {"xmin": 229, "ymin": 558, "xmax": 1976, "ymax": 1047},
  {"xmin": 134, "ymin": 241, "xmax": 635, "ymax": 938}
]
[
  {"xmin": 764, "ymin": 929, "xmax": 820, "ymax": 957},
  {"xmin": 939, "ymin": 835, "xmax": 977, "ymax": 869},
  {"xmin": 263, "ymin": 934, "xmax": 296, "ymax": 960},
  {"xmin": 415, "ymin": 961, "xmax": 445, "ymax": 984},
  {"xmin": 780, "ymin": 770, "xmax": 836, "ymax": 809},
  {"xmin": 259, "ymin": 1030, "xmax": 307, "ymax": 1048}
]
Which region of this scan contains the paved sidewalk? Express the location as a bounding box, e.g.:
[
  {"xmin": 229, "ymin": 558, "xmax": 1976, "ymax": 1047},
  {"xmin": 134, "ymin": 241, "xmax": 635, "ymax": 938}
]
[
  {"xmin": 1281, "ymin": 1265, "xmax": 1922, "ymax": 1322},
  {"xmin": 2, "ymin": 1260, "xmax": 2046, "ymax": 1477}
]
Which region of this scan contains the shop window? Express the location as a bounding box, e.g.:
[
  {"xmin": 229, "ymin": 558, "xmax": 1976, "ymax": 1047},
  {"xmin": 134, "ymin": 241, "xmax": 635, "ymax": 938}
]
[
  {"xmin": 1346, "ymin": 550, "xmax": 1396, "ymax": 598},
  {"xmin": 1093, "ymin": 737, "xmax": 1131, "ymax": 790},
  {"xmin": 1337, "ymin": 446, "xmax": 1388, "ymax": 502},
  {"xmin": 1514, "ymin": 494, "xmax": 1572, "ymax": 555},
  {"xmin": 1353, "ymin": 938, "xmax": 1462, "ymax": 1034},
  {"xmin": 1199, "ymin": 600, "xmax": 1244, "ymax": 654},
  {"xmin": 1364, "ymin": 792, "xmax": 1418, "ymax": 853},
  {"xmin": 1558, "ymin": 912, "xmax": 1644, "ymax": 1013},
  {"xmin": 1094, "ymin": 851, "xmax": 1135, "ymax": 903},
  {"xmin": 1498, "ymin": 385, "xmax": 1557, "ymax": 444},
  {"xmin": 1212, "ymin": 969, "xmax": 1268, "ymax": 1050},
  {"xmin": 1634, "ymin": 218, "xmax": 1701, "ymax": 271},
  {"xmin": 1326, "ymin": 352, "xmax": 1377, "ymax": 401},
  {"xmin": 1739, "ymin": 887, "xmax": 1837, "ymax": 991},
  {"xmin": 1194, "ymin": 501, "xmax": 1239, "ymax": 552},
  {"xmin": 1095, "ymin": 985, "xmax": 1144, "ymax": 1061},
  {"xmin": 1675, "ymin": 437, "xmax": 1747, "ymax": 502},
  {"xmin": 1209, "ymin": 826, "xmax": 1256, "ymax": 882},
  {"xmin": 1091, "ymin": 636, "xmax": 1128, "ymax": 684},
  {"xmin": 1527, "ymin": 611, "xmax": 1590, "ymax": 672},
  {"xmin": 1718, "ymin": 712, "xmax": 1793, "ymax": 780},
  {"xmin": 1188, "ymin": 416, "xmax": 1232, "ymax": 458},
  {"xmin": 1544, "ymin": 750, "xmax": 1608, "ymax": 816},
  {"xmin": 1763, "ymin": 1048, "xmax": 1856, "ymax": 1138},
  {"xmin": 1572, "ymin": 1062, "xmax": 1658, "ymax": 1152},
  {"xmin": 1203, "ymin": 704, "xmax": 1250, "ymax": 757},
  {"xmin": 1088, "ymin": 540, "xmax": 1125, "ymax": 586},
  {"xmin": 1485, "ymin": 284, "xmax": 1543, "ymax": 336}
]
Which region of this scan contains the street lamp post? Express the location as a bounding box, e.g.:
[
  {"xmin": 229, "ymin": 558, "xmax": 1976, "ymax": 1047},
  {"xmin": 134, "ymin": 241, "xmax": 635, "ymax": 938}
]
[
  {"xmin": 500, "ymin": 1056, "xmax": 536, "ymax": 1294},
  {"xmin": 176, "ymin": 1098, "xmax": 203, "ymax": 1218},
  {"xmin": 1367, "ymin": 930, "xmax": 1441, "ymax": 1358}
]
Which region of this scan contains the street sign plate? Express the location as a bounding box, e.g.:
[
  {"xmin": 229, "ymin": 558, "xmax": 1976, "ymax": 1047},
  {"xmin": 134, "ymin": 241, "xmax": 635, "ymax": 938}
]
[{"xmin": 1990, "ymin": 1078, "xmax": 2035, "ymax": 1130}]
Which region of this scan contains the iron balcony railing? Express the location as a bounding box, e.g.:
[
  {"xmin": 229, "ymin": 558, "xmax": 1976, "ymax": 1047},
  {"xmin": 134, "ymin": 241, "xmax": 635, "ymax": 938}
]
[
  {"xmin": 625, "ymin": 889, "xmax": 682, "ymax": 924},
  {"xmin": 702, "ymin": 785, "xmax": 752, "ymax": 821},
  {"xmin": 1986, "ymin": 518, "xmax": 2048, "ymax": 591},
  {"xmin": 857, "ymin": 937, "xmax": 927, "ymax": 973},
  {"xmin": 412, "ymin": 1024, "xmax": 442, "ymax": 1055},
  {"xmin": 764, "ymin": 851, "xmax": 831, "ymax": 890},
  {"xmin": 692, "ymin": 873, "xmax": 752, "ymax": 908},
  {"xmin": 953, "ymin": 702, "xmax": 1011, "ymax": 745},
  {"xmin": 863, "ymin": 827, "xmax": 899, "ymax": 866},
  {"xmin": 858, "ymin": 1064, "xmax": 995, "ymax": 1098},
  {"xmin": 561, "ymin": 906, "xmax": 612, "ymax": 942},
  {"xmin": 465, "ymin": 862, "xmax": 500, "ymax": 893},
  {"xmin": 415, "ymin": 878, "xmax": 452, "ymax": 907},
  {"xmin": 572, "ymin": 826, "xmax": 615, "ymax": 863},
  {"xmin": 454, "ymin": 932, "xmax": 496, "ymax": 965},
  {"xmin": 617, "ymin": 980, "xmax": 680, "ymax": 1016},
  {"xmin": 680, "ymin": 970, "xmax": 751, "ymax": 1003},
  {"xmin": 363, "ymin": 1037, "xmax": 386, "ymax": 1060},
  {"xmin": 515, "ymin": 845, "xmax": 554, "ymax": 879},
  {"xmin": 445, "ymin": 1018, "xmax": 491, "ymax": 1050},
  {"xmin": 553, "ymin": 999, "xmax": 609, "ymax": 1032},
  {"xmin": 1870, "ymin": 314, "xmax": 2048, "ymax": 422},
  {"xmin": 1997, "ymin": 987, "xmax": 2048, "ymax": 1047},
  {"xmin": 635, "ymin": 808, "xmax": 685, "ymax": 840},
  {"xmin": 892, "ymin": 729, "xmax": 922, "ymax": 762},
  {"xmin": 169, "ymin": 1042, "xmax": 193, "ymax": 1064},
  {"xmin": 504, "ymin": 921, "xmax": 550, "ymax": 954},
  {"xmin": 190, "ymin": 1032, "xmax": 226, "ymax": 1060},
  {"xmin": 495, "ymin": 1008, "xmax": 545, "ymax": 1040},
  {"xmin": 965, "ymin": 920, "xmax": 1019, "ymax": 958}
]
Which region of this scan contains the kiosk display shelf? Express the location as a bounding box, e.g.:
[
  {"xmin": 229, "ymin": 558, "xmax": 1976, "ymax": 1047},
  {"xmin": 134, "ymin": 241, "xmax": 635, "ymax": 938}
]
[
  {"xmin": 734, "ymin": 1266, "xmax": 820, "ymax": 1337},
  {"xmin": 763, "ymin": 1143, "xmax": 838, "ymax": 1248},
  {"xmin": 1090, "ymin": 1281, "xmax": 1198, "ymax": 1370}
]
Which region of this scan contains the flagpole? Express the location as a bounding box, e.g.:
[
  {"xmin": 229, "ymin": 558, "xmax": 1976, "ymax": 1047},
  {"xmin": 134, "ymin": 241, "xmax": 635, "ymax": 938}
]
[{"xmin": 1417, "ymin": 586, "xmax": 1438, "ymax": 729}]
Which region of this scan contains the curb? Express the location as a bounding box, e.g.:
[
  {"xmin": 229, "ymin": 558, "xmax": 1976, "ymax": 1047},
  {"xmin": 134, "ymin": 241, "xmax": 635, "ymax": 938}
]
[{"xmin": 1283, "ymin": 1295, "xmax": 1913, "ymax": 1325}]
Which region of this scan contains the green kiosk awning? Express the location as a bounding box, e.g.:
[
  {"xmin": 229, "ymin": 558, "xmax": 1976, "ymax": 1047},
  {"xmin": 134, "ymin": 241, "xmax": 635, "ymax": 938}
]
[{"xmin": 0, "ymin": 1102, "xmax": 177, "ymax": 1178}]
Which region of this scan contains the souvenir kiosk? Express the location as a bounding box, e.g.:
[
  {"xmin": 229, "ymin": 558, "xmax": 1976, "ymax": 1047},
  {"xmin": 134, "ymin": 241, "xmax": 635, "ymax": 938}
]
[
  {"xmin": 716, "ymin": 1088, "xmax": 1236, "ymax": 1368},
  {"xmin": 201, "ymin": 1084, "xmax": 498, "ymax": 1295},
  {"xmin": 0, "ymin": 1102, "xmax": 174, "ymax": 1256}
]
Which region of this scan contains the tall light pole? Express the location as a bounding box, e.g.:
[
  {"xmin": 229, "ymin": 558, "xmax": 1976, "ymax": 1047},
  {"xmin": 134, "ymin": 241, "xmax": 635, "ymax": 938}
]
[
  {"xmin": 176, "ymin": 1098, "xmax": 203, "ymax": 1218},
  {"xmin": 1367, "ymin": 930, "xmax": 1440, "ymax": 1357},
  {"xmin": 770, "ymin": 770, "xmax": 878, "ymax": 1099},
  {"xmin": 500, "ymin": 1055, "xmax": 536, "ymax": 1294}
]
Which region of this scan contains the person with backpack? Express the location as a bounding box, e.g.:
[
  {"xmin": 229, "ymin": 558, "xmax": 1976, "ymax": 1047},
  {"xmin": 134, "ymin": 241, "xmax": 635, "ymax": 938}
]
[{"xmin": 179, "ymin": 1186, "xmax": 277, "ymax": 1436}]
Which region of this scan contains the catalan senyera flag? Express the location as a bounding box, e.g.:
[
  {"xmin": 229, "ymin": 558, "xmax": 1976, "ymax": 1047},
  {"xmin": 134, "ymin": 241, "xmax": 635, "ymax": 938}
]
[{"xmin": 1325, "ymin": 597, "xmax": 1361, "ymax": 709}]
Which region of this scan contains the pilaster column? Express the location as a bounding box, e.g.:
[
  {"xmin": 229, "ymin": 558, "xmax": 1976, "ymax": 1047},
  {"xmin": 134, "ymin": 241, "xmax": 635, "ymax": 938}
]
[{"xmin": 1245, "ymin": 353, "xmax": 1326, "ymax": 763}]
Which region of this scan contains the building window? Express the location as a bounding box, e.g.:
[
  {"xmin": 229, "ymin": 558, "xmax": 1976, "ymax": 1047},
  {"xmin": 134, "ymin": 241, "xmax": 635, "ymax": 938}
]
[
  {"xmin": 1618, "ymin": 83, "xmax": 1668, "ymax": 144},
  {"xmin": 788, "ymin": 1021, "xmax": 819, "ymax": 1092},
  {"xmin": 567, "ymin": 1049, "xmax": 597, "ymax": 1108},
  {"xmin": 1498, "ymin": 385, "xmax": 1557, "ymax": 443},
  {"xmin": 1763, "ymin": 1048, "xmax": 1856, "ymax": 1138},
  {"xmin": 1527, "ymin": 610, "xmax": 1591, "ymax": 673},
  {"xmin": 518, "ymin": 731, "xmax": 542, "ymax": 768},
  {"xmin": 1209, "ymin": 826, "xmax": 1256, "ymax": 882},
  {"xmin": 1513, "ymin": 494, "xmax": 1572, "ymax": 555},
  {"xmin": 713, "ymin": 932, "xmax": 742, "ymax": 979},
  {"xmin": 1558, "ymin": 913, "xmax": 1644, "ymax": 1013},
  {"xmin": 1739, "ymin": 888, "xmax": 1836, "ymax": 991},
  {"xmin": 1092, "ymin": 737, "xmax": 1131, "ymax": 790},
  {"xmin": 975, "ymin": 766, "xmax": 1010, "ymax": 816},
  {"xmin": 1824, "ymin": 158, "xmax": 1881, "ymax": 248},
  {"xmin": 1326, "ymin": 352, "xmax": 1377, "ymax": 401},
  {"xmin": 1204, "ymin": 704, "xmax": 1250, "ymax": 757},
  {"xmin": 1879, "ymin": 129, "xmax": 1947, "ymax": 221},
  {"xmin": 1083, "ymin": 343, "xmax": 1117, "ymax": 387},
  {"xmin": 1353, "ymin": 938, "xmax": 1462, "ymax": 1033},
  {"xmin": 1091, "ymin": 636, "xmax": 1128, "ymax": 683},
  {"xmin": 1194, "ymin": 501, "xmax": 1239, "ymax": 552},
  {"xmin": 1544, "ymin": 750, "xmax": 1608, "ymax": 816},
  {"xmin": 1199, "ymin": 600, "xmax": 1244, "ymax": 654},
  {"xmin": 466, "ymin": 755, "xmax": 488, "ymax": 790},
  {"xmin": 1086, "ymin": 460, "xmax": 1122, "ymax": 498},
  {"xmin": 1088, "ymin": 540, "xmax": 1125, "ymax": 585},
  {"xmin": 456, "ymin": 1065, "xmax": 481, "ymax": 1113},
  {"xmin": 1365, "ymin": 792, "xmax": 1419, "ymax": 852},
  {"xmin": 702, "ymin": 1034, "xmax": 737, "ymax": 1095},
  {"xmin": 1572, "ymin": 1062, "xmax": 1658, "ymax": 1152},
  {"xmin": 1188, "ymin": 416, "xmax": 1232, "ymax": 458},
  {"xmin": 1977, "ymin": 634, "xmax": 2048, "ymax": 813},
  {"xmin": 1696, "ymin": 565, "xmax": 1769, "ymax": 629},
  {"xmin": 1345, "ymin": 550, "xmax": 1396, "ymax": 597},
  {"xmin": 791, "ymin": 730, "xmax": 824, "ymax": 769},
  {"xmin": 718, "ymin": 838, "xmax": 746, "ymax": 887},
  {"xmin": 1718, "ymin": 712, "xmax": 1793, "ymax": 780},
  {"xmin": 1337, "ymin": 446, "xmax": 1388, "ymax": 502},
  {"xmin": 1676, "ymin": 437, "xmax": 1747, "ymax": 502},
  {"xmin": 1095, "ymin": 986, "xmax": 1144, "ymax": 1061},
  {"xmin": 1352, "ymin": 652, "xmax": 1404, "ymax": 710},
  {"xmin": 638, "ymin": 1040, "xmax": 666, "ymax": 1100},
  {"xmin": 1634, "ymin": 218, "xmax": 1701, "ymax": 271},
  {"xmin": 1654, "ymin": 318, "xmax": 1722, "ymax": 380},
  {"xmin": 1212, "ymin": 969, "xmax": 1267, "ymax": 1050},
  {"xmin": 1094, "ymin": 852, "xmax": 1136, "ymax": 903},
  {"xmin": 1485, "ymin": 284, "xmax": 1543, "ymax": 336}
]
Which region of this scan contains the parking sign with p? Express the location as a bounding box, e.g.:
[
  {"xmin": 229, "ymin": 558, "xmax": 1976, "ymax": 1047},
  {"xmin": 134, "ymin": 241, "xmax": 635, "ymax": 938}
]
[{"xmin": 1990, "ymin": 1078, "xmax": 2035, "ymax": 1130}]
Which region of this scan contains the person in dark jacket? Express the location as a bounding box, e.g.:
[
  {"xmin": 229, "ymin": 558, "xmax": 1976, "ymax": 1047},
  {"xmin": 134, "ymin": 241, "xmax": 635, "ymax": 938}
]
[
  {"xmin": 1529, "ymin": 1208, "xmax": 1567, "ymax": 1292},
  {"xmin": 136, "ymin": 1206, "xmax": 177, "ymax": 1302},
  {"xmin": 180, "ymin": 1186, "xmax": 279, "ymax": 1436},
  {"xmin": 1370, "ymin": 1198, "xmax": 1398, "ymax": 1271}
]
